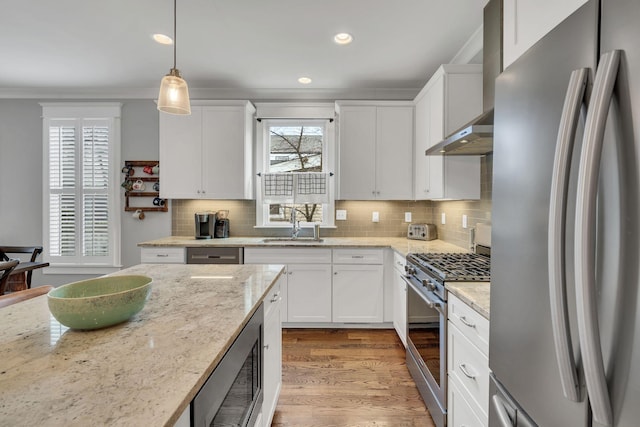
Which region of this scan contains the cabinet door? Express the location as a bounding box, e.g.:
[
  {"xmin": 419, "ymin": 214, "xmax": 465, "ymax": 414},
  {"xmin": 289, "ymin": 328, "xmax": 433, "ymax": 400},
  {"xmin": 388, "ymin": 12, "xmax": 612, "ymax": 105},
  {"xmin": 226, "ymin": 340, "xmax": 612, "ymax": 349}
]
[
  {"xmin": 159, "ymin": 106, "xmax": 203, "ymax": 198},
  {"xmin": 332, "ymin": 264, "xmax": 384, "ymax": 323},
  {"xmin": 393, "ymin": 269, "xmax": 407, "ymax": 347},
  {"xmin": 201, "ymin": 106, "xmax": 252, "ymax": 199},
  {"xmin": 287, "ymin": 264, "xmax": 332, "ymax": 323},
  {"xmin": 338, "ymin": 106, "xmax": 376, "ymax": 199},
  {"xmin": 262, "ymin": 277, "xmax": 282, "ymax": 427},
  {"xmin": 376, "ymin": 106, "xmax": 414, "ymax": 200},
  {"xmin": 503, "ymin": 0, "xmax": 588, "ymax": 68}
]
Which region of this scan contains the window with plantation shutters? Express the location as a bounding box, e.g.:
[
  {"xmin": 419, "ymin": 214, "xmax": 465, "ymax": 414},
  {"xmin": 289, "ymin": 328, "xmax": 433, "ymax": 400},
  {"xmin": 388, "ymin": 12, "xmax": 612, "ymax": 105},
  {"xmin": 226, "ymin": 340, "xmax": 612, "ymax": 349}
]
[{"xmin": 42, "ymin": 103, "xmax": 121, "ymax": 272}]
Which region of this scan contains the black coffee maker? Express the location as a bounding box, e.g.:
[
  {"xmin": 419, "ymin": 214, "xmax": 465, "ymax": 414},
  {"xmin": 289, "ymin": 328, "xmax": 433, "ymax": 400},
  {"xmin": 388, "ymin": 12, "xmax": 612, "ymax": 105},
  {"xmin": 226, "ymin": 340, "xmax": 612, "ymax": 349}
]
[
  {"xmin": 195, "ymin": 212, "xmax": 214, "ymax": 239},
  {"xmin": 214, "ymin": 210, "xmax": 230, "ymax": 238}
]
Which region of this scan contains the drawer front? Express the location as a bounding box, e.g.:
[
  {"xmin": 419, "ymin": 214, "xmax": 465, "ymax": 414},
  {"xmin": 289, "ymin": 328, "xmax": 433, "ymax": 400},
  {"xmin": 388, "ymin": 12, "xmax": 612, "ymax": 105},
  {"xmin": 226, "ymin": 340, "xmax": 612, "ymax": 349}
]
[
  {"xmin": 393, "ymin": 251, "xmax": 406, "ymax": 273},
  {"xmin": 448, "ymin": 322, "xmax": 490, "ymax": 418},
  {"xmin": 244, "ymin": 248, "xmax": 332, "ymax": 264},
  {"xmin": 140, "ymin": 247, "xmax": 185, "ymax": 264},
  {"xmin": 448, "ymin": 376, "xmax": 487, "ymax": 427},
  {"xmin": 263, "ymin": 277, "xmax": 282, "ymax": 319},
  {"xmin": 448, "ymin": 292, "xmax": 490, "ymax": 354},
  {"xmin": 332, "ymin": 248, "xmax": 384, "ymax": 264}
]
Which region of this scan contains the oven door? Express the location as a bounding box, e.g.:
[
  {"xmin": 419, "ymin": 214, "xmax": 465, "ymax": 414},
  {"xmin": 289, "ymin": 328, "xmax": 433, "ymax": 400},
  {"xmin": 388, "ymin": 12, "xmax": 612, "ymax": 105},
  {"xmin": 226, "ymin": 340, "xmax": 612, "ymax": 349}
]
[{"xmin": 404, "ymin": 276, "xmax": 447, "ymax": 427}]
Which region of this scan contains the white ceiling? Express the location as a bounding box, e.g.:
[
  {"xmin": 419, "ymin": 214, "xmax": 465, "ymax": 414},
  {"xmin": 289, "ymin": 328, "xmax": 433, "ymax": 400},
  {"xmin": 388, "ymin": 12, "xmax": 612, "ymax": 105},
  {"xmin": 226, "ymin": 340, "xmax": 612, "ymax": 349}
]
[{"xmin": 1, "ymin": 0, "xmax": 486, "ymax": 100}]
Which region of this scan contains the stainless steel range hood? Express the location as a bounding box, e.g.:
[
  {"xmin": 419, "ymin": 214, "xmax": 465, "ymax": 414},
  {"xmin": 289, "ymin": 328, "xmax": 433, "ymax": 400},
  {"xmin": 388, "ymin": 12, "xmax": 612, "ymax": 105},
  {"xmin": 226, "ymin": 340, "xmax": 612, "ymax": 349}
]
[{"xmin": 426, "ymin": 0, "xmax": 502, "ymax": 156}]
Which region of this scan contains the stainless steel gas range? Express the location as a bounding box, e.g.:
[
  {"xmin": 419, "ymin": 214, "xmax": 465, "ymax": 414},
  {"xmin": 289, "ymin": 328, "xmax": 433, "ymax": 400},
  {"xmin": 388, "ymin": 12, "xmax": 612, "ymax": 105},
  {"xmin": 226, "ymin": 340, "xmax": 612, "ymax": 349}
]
[{"xmin": 403, "ymin": 249, "xmax": 490, "ymax": 427}]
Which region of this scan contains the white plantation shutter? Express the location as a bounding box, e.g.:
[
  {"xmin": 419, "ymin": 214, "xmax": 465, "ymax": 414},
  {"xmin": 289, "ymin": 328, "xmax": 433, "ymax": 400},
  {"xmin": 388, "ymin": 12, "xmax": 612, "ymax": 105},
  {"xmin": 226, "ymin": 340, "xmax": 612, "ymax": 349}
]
[{"xmin": 42, "ymin": 103, "xmax": 121, "ymax": 271}]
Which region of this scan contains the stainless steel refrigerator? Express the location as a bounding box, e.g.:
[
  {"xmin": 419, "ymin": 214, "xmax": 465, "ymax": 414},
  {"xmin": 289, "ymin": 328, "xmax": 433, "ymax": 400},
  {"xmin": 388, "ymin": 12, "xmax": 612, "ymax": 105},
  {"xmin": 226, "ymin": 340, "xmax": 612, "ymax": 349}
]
[{"xmin": 490, "ymin": 0, "xmax": 640, "ymax": 425}]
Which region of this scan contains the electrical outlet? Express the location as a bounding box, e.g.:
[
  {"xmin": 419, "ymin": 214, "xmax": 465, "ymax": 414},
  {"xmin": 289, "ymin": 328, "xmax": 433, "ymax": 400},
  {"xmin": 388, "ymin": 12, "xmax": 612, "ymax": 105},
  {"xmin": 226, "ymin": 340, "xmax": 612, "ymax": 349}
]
[
  {"xmin": 336, "ymin": 210, "xmax": 347, "ymax": 220},
  {"xmin": 441, "ymin": 212, "xmax": 446, "ymax": 225},
  {"xmin": 462, "ymin": 214, "xmax": 468, "ymax": 229},
  {"xmin": 404, "ymin": 212, "xmax": 412, "ymax": 223},
  {"xmin": 372, "ymin": 211, "xmax": 380, "ymax": 222}
]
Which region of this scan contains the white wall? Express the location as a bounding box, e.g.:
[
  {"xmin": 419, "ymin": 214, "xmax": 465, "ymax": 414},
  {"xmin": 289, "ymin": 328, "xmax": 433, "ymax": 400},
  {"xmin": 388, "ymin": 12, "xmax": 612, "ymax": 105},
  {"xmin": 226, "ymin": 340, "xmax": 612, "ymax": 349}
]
[{"xmin": 0, "ymin": 99, "xmax": 170, "ymax": 286}]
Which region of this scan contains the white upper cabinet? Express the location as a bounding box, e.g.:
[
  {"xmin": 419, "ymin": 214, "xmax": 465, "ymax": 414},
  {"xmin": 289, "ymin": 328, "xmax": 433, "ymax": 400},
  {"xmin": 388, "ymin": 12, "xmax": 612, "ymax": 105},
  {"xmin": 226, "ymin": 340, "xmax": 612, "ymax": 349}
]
[
  {"xmin": 503, "ymin": 0, "xmax": 588, "ymax": 68},
  {"xmin": 413, "ymin": 64, "xmax": 482, "ymax": 200},
  {"xmin": 159, "ymin": 100, "xmax": 255, "ymax": 199},
  {"xmin": 336, "ymin": 102, "xmax": 414, "ymax": 200}
]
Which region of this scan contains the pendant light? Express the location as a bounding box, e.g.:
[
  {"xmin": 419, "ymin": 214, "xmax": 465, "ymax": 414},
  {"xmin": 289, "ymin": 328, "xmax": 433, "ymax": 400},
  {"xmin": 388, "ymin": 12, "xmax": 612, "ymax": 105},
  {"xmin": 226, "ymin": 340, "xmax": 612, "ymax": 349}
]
[{"xmin": 157, "ymin": 0, "xmax": 191, "ymax": 115}]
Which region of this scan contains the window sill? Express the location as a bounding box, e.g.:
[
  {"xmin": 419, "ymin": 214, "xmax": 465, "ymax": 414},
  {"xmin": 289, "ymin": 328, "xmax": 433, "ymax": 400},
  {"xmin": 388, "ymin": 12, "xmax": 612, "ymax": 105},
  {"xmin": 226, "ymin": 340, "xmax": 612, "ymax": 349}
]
[{"xmin": 43, "ymin": 265, "xmax": 123, "ymax": 275}]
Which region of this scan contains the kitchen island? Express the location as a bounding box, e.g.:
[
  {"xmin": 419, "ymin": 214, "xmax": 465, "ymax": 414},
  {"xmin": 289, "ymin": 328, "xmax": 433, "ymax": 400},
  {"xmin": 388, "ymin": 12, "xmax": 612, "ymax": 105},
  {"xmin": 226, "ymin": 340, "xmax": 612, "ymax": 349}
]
[{"xmin": 0, "ymin": 263, "xmax": 285, "ymax": 426}]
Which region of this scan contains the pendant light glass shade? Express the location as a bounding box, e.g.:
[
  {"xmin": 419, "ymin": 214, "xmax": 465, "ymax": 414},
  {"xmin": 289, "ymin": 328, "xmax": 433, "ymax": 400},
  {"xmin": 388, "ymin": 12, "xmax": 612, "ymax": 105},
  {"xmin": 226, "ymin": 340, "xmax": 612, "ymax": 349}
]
[
  {"xmin": 158, "ymin": 68, "xmax": 191, "ymax": 115},
  {"xmin": 158, "ymin": 0, "xmax": 191, "ymax": 115}
]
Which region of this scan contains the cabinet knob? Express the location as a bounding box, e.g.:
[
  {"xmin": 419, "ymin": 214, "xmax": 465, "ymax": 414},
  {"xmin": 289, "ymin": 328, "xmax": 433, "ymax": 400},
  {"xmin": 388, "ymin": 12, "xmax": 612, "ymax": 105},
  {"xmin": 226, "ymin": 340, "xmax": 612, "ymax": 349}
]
[{"xmin": 334, "ymin": 271, "xmax": 338, "ymax": 275}]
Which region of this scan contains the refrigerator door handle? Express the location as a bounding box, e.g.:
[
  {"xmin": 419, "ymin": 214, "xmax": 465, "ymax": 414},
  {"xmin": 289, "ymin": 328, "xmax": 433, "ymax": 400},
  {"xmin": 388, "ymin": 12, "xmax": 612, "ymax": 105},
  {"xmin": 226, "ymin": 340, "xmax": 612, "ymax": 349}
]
[
  {"xmin": 574, "ymin": 49, "xmax": 621, "ymax": 427},
  {"xmin": 492, "ymin": 394, "xmax": 516, "ymax": 427},
  {"xmin": 548, "ymin": 67, "xmax": 588, "ymax": 402}
]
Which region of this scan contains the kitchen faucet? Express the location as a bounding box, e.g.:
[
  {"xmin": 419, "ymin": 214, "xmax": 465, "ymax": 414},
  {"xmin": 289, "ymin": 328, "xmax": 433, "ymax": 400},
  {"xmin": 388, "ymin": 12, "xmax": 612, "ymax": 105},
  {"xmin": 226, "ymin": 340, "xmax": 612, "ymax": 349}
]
[{"xmin": 290, "ymin": 207, "xmax": 300, "ymax": 239}]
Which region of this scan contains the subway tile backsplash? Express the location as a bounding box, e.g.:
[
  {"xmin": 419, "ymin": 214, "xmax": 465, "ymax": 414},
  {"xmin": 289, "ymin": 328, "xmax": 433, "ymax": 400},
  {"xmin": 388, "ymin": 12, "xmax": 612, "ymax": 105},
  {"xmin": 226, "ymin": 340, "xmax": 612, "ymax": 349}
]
[{"xmin": 171, "ymin": 155, "xmax": 493, "ymax": 248}]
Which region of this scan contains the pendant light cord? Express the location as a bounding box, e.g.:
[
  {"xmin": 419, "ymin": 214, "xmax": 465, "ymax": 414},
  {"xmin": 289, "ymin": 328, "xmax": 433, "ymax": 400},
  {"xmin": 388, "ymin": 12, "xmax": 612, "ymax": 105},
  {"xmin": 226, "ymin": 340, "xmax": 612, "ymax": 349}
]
[{"xmin": 173, "ymin": 0, "xmax": 177, "ymax": 69}]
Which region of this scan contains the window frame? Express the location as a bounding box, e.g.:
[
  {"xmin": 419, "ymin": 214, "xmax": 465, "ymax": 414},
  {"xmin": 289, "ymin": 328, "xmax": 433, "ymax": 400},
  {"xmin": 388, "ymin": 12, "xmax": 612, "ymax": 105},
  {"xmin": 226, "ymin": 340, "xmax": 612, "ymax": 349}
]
[
  {"xmin": 255, "ymin": 117, "xmax": 336, "ymax": 228},
  {"xmin": 41, "ymin": 103, "xmax": 122, "ymax": 274}
]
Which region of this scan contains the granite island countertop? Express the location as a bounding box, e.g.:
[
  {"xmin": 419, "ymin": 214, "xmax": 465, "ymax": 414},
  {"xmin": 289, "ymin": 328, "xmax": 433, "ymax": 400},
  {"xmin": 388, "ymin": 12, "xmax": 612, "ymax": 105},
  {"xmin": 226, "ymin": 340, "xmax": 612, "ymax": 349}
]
[
  {"xmin": 446, "ymin": 282, "xmax": 491, "ymax": 319},
  {"xmin": 138, "ymin": 236, "xmax": 469, "ymax": 257},
  {"xmin": 0, "ymin": 263, "xmax": 285, "ymax": 427}
]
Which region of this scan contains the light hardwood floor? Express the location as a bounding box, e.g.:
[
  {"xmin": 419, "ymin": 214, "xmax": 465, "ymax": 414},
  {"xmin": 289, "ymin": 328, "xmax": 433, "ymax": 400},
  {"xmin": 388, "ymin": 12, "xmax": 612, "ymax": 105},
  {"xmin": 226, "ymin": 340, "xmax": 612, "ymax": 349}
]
[{"xmin": 271, "ymin": 329, "xmax": 436, "ymax": 427}]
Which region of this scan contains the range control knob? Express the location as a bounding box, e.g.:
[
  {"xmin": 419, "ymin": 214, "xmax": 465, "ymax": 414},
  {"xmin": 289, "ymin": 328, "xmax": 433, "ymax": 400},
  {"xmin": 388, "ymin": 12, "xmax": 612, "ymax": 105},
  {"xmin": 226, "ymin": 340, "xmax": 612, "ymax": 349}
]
[
  {"xmin": 422, "ymin": 280, "xmax": 437, "ymax": 292},
  {"xmin": 404, "ymin": 265, "xmax": 416, "ymax": 276}
]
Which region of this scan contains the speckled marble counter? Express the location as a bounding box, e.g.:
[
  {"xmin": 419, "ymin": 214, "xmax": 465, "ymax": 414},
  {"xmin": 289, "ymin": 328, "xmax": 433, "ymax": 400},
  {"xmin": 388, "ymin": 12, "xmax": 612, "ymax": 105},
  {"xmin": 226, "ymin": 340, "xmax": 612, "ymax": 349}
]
[
  {"xmin": 138, "ymin": 236, "xmax": 469, "ymax": 257},
  {"xmin": 0, "ymin": 264, "xmax": 284, "ymax": 427},
  {"xmin": 446, "ymin": 282, "xmax": 491, "ymax": 319}
]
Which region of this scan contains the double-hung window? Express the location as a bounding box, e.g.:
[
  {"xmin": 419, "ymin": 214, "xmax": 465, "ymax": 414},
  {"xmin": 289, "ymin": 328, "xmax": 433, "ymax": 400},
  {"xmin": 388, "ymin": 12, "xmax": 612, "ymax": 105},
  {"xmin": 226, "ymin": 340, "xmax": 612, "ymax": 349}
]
[
  {"xmin": 41, "ymin": 103, "xmax": 122, "ymax": 273},
  {"xmin": 255, "ymin": 108, "xmax": 335, "ymax": 228}
]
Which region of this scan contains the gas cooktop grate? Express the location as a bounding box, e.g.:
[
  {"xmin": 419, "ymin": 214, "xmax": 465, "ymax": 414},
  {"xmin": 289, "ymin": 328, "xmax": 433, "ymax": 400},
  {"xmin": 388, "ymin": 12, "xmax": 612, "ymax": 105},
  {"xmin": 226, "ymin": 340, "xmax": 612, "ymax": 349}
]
[{"xmin": 408, "ymin": 252, "xmax": 491, "ymax": 282}]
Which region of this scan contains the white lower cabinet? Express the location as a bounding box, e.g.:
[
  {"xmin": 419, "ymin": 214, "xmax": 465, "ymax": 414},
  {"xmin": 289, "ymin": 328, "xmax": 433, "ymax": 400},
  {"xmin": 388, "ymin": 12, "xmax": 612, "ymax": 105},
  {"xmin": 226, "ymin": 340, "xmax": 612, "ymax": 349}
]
[
  {"xmin": 332, "ymin": 249, "xmax": 384, "ymax": 323},
  {"xmin": 392, "ymin": 252, "xmax": 407, "ymax": 347},
  {"xmin": 243, "ymin": 248, "xmax": 332, "ymax": 324},
  {"xmin": 262, "ymin": 275, "xmax": 283, "ymax": 427},
  {"xmin": 447, "ymin": 293, "xmax": 490, "ymax": 426},
  {"xmin": 244, "ymin": 247, "xmax": 386, "ymax": 326},
  {"xmin": 287, "ymin": 264, "xmax": 333, "ymax": 323}
]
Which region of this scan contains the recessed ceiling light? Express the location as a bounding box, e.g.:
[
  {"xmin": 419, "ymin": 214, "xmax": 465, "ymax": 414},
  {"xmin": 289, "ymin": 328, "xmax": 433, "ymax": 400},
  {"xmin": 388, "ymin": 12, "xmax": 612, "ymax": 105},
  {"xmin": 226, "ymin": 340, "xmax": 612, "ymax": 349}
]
[
  {"xmin": 153, "ymin": 33, "xmax": 173, "ymax": 45},
  {"xmin": 298, "ymin": 77, "xmax": 312, "ymax": 84},
  {"xmin": 334, "ymin": 32, "xmax": 354, "ymax": 45}
]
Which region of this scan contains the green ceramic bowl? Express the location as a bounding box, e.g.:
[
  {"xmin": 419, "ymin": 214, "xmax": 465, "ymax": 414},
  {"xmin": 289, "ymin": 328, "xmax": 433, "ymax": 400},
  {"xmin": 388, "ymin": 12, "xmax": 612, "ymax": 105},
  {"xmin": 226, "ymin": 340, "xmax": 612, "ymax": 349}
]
[{"xmin": 48, "ymin": 275, "xmax": 152, "ymax": 330}]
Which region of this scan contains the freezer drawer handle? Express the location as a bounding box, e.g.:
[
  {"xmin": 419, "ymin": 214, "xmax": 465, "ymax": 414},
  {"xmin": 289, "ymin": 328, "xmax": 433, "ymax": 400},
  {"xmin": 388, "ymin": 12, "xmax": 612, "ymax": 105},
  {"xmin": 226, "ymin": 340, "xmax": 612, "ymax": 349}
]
[
  {"xmin": 492, "ymin": 395, "xmax": 515, "ymax": 427},
  {"xmin": 548, "ymin": 67, "xmax": 588, "ymax": 402},
  {"xmin": 458, "ymin": 315, "xmax": 476, "ymax": 329},
  {"xmin": 458, "ymin": 363, "xmax": 476, "ymax": 380},
  {"xmin": 575, "ymin": 49, "xmax": 621, "ymax": 427}
]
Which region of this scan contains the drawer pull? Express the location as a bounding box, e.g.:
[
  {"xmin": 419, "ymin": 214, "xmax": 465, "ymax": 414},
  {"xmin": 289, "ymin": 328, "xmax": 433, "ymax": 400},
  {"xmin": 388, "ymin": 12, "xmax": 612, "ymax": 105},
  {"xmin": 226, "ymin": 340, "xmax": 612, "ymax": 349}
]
[
  {"xmin": 459, "ymin": 315, "xmax": 476, "ymax": 329},
  {"xmin": 351, "ymin": 255, "xmax": 364, "ymax": 259},
  {"xmin": 459, "ymin": 363, "xmax": 477, "ymax": 380},
  {"xmin": 270, "ymin": 295, "xmax": 281, "ymax": 303},
  {"xmin": 156, "ymin": 254, "xmax": 169, "ymax": 257}
]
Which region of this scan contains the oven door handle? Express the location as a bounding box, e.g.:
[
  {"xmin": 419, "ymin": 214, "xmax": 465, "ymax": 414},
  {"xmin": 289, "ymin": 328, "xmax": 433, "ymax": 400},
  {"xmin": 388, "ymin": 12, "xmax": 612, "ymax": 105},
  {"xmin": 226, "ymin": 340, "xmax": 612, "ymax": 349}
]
[{"xmin": 403, "ymin": 276, "xmax": 445, "ymax": 315}]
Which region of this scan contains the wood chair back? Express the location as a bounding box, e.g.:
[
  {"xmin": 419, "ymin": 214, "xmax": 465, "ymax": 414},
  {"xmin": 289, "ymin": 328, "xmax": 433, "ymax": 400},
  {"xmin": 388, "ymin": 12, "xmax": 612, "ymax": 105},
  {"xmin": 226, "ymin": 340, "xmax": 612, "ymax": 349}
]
[
  {"xmin": 0, "ymin": 260, "xmax": 20, "ymax": 296},
  {"xmin": 0, "ymin": 246, "xmax": 44, "ymax": 290},
  {"xmin": 0, "ymin": 285, "xmax": 53, "ymax": 309}
]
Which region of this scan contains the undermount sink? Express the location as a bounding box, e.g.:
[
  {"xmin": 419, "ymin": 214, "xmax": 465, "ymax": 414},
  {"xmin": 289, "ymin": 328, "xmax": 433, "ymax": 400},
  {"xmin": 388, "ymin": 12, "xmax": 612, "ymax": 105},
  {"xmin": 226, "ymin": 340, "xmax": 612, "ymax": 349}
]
[{"xmin": 261, "ymin": 238, "xmax": 324, "ymax": 243}]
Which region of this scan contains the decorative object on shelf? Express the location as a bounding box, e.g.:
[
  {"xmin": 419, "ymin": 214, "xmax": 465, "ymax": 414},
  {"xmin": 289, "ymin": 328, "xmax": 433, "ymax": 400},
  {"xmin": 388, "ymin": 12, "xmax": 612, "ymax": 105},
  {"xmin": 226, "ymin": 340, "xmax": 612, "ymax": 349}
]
[
  {"xmin": 157, "ymin": 0, "xmax": 191, "ymax": 115},
  {"xmin": 122, "ymin": 160, "xmax": 167, "ymax": 214}
]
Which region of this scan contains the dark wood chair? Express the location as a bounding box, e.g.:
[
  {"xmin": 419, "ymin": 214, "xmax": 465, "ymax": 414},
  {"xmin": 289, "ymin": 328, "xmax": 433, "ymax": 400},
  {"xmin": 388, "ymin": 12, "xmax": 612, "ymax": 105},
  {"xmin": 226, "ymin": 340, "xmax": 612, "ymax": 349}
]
[
  {"xmin": 0, "ymin": 246, "xmax": 44, "ymax": 290},
  {"xmin": 0, "ymin": 285, "xmax": 53, "ymax": 309},
  {"xmin": 0, "ymin": 259, "xmax": 20, "ymax": 296}
]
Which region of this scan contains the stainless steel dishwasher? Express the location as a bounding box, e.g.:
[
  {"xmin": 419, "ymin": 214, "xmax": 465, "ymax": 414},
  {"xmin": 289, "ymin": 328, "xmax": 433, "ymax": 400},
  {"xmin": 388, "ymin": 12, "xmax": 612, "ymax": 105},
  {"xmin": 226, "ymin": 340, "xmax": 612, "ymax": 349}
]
[{"xmin": 186, "ymin": 247, "xmax": 244, "ymax": 264}]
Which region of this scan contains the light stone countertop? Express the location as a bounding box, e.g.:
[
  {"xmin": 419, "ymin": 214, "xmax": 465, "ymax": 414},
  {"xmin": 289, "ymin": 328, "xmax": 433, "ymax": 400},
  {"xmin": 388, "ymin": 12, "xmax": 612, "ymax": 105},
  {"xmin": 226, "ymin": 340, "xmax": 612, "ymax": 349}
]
[
  {"xmin": 138, "ymin": 236, "xmax": 469, "ymax": 257},
  {"xmin": 446, "ymin": 282, "xmax": 491, "ymax": 319},
  {"xmin": 0, "ymin": 263, "xmax": 285, "ymax": 427}
]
